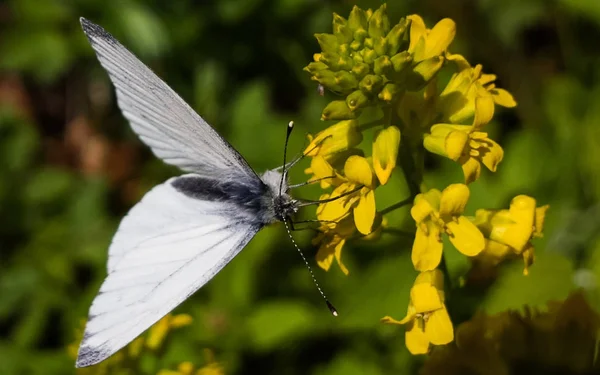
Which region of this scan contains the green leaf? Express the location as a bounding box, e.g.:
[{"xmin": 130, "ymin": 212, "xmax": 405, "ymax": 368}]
[
  {"xmin": 482, "ymin": 252, "xmax": 575, "ymax": 313},
  {"xmin": 247, "ymin": 301, "xmax": 316, "ymax": 351}
]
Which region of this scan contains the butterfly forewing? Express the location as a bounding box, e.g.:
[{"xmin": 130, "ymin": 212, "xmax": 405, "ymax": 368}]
[{"xmin": 80, "ymin": 17, "xmax": 258, "ymax": 181}]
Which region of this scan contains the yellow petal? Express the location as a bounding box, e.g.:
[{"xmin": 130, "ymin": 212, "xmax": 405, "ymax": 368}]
[
  {"xmin": 446, "ymin": 216, "xmax": 485, "ymax": 256},
  {"xmin": 425, "ymin": 307, "xmax": 454, "ymax": 345},
  {"xmin": 372, "ymin": 126, "xmax": 401, "ymax": 185},
  {"xmin": 424, "ymin": 124, "xmax": 469, "ymax": 161},
  {"xmin": 411, "ymin": 283, "xmax": 444, "ymax": 313},
  {"xmin": 170, "ymin": 314, "xmax": 193, "ymax": 328},
  {"xmin": 354, "ymin": 189, "xmax": 376, "ymax": 235},
  {"xmin": 439, "ymin": 183, "xmax": 470, "ymax": 216},
  {"xmin": 407, "ymin": 15, "xmax": 426, "ymax": 56},
  {"xmin": 316, "ymin": 238, "xmax": 336, "ymax": 271},
  {"xmin": 146, "ymin": 316, "xmax": 170, "ymax": 350},
  {"xmin": 344, "ymin": 155, "xmax": 374, "ymax": 187},
  {"xmin": 304, "ymin": 120, "xmax": 361, "ymax": 157},
  {"xmin": 497, "ymin": 195, "xmax": 536, "ymax": 251},
  {"xmin": 491, "ymin": 88, "xmax": 517, "ymax": 107},
  {"xmin": 405, "ymin": 320, "xmax": 431, "ymax": 354},
  {"xmin": 317, "ymin": 184, "xmax": 355, "ymax": 222},
  {"xmin": 473, "ymin": 95, "xmax": 495, "ymax": 128},
  {"xmin": 334, "ymin": 237, "xmax": 349, "ymax": 275},
  {"xmin": 307, "ymin": 156, "xmax": 339, "ymax": 189},
  {"xmin": 479, "ymin": 239, "xmax": 513, "ymax": 265},
  {"xmin": 423, "ymin": 18, "xmax": 456, "ymax": 59},
  {"xmin": 414, "ymin": 269, "xmax": 445, "ymax": 292},
  {"xmin": 411, "ymin": 193, "xmax": 435, "ymax": 224},
  {"xmin": 480, "ymin": 138, "xmax": 504, "ymax": 172},
  {"xmin": 412, "ymin": 223, "xmax": 443, "ymax": 271},
  {"xmin": 461, "ymin": 155, "xmax": 481, "ymax": 184}
]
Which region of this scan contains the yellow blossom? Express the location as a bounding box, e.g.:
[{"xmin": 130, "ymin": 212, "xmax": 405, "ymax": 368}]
[
  {"xmin": 303, "ymin": 155, "xmax": 344, "ymax": 189},
  {"xmin": 317, "ymin": 155, "xmax": 378, "ymax": 235},
  {"xmin": 372, "ymin": 126, "xmax": 401, "ymax": 185},
  {"xmin": 424, "ymin": 97, "xmax": 504, "ymax": 184},
  {"xmin": 382, "ymin": 270, "xmax": 454, "ymax": 354},
  {"xmin": 313, "ymin": 217, "xmax": 356, "ymax": 275},
  {"xmin": 410, "ymin": 184, "xmax": 484, "ymax": 271},
  {"xmin": 304, "ymin": 120, "xmax": 362, "ymax": 158},
  {"xmin": 157, "ymin": 350, "xmax": 224, "ymax": 375},
  {"xmin": 146, "ymin": 313, "xmax": 193, "ymax": 350},
  {"xmin": 472, "ymin": 195, "xmax": 549, "ymax": 275},
  {"xmin": 439, "ymin": 54, "xmax": 517, "ymax": 124},
  {"xmin": 407, "ymin": 15, "xmax": 456, "ymax": 62}
]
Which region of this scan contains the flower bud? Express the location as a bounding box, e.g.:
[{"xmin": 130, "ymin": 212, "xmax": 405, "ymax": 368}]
[
  {"xmin": 304, "ymin": 61, "xmax": 329, "ymax": 74},
  {"xmin": 320, "ymin": 52, "xmax": 353, "ymax": 71},
  {"xmin": 334, "ymin": 71, "xmax": 358, "ymax": 92},
  {"xmin": 333, "ymin": 13, "xmax": 353, "ymax": 44},
  {"xmin": 362, "ymin": 48, "xmax": 377, "ymax": 64},
  {"xmin": 386, "ymin": 18, "xmax": 411, "ymax": 55},
  {"xmin": 359, "ymin": 74, "xmax": 384, "ymax": 95},
  {"xmin": 351, "ymin": 62, "xmax": 370, "ymax": 79},
  {"xmin": 372, "ymin": 36, "xmax": 388, "ymax": 56},
  {"xmin": 315, "ymin": 33, "xmax": 339, "ymax": 54},
  {"xmin": 348, "ymin": 5, "xmax": 368, "ymax": 31},
  {"xmin": 368, "ymin": 4, "xmax": 390, "ymax": 39},
  {"xmin": 378, "ymin": 83, "xmax": 402, "ymax": 103},
  {"xmin": 346, "ymin": 90, "xmax": 370, "ymax": 111},
  {"xmin": 390, "ymin": 51, "xmax": 412, "ymax": 73},
  {"xmin": 350, "ymin": 40, "xmax": 362, "ymax": 51},
  {"xmin": 373, "ymin": 55, "xmax": 392, "ymax": 76},
  {"xmin": 321, "ymin": 100, "xmax": 357, "ymax": 120}
]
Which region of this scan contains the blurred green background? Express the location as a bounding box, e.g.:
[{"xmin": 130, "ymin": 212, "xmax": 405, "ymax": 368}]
[{"xmin": 2, "ymin": 0, "xmax": 600, "ymax": 374}]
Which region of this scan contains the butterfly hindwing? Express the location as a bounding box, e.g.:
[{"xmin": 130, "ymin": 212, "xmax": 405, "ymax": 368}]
[{"xmin": 76, "ymin": 176, "xmax": 262, "ymax": 367}]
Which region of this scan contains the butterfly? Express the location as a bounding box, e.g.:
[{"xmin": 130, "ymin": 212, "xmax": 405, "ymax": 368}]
[{"xmin": 76, "ymin": 17, "xmax": 340, "ymax": 368}]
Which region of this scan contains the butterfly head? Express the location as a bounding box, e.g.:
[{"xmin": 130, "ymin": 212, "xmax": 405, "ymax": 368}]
[{"xmin": 260, "ymin": 169, "xmax": 298, "ymax": 222}]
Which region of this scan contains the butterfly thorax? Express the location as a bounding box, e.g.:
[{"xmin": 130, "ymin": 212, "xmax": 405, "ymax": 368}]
[{"xmin": 260, "ymin": 169, "xmax": 298, "ymax": 223}]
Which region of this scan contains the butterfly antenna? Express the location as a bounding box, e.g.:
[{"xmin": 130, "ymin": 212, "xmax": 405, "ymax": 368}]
[
  {"xmin": 283, "ymin": 220, "xmax": 338, "ymax": 317},
  {"xmin": 279, "ymin": 121, "xmax": 294, "ymax": 196}
]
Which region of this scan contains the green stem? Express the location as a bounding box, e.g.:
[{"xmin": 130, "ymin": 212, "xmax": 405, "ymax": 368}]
[
  {"xmin": 381, "ymin": 228, "xmax": 416, "ymax": 238},
  {"xmin": 378, "ymin": 196, "xmax": 413, "ymax": 215}
]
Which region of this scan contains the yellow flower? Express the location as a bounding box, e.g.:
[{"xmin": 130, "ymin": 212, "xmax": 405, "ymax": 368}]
[
  {"xmin": 146, "ymin": 313, "xmax": 193, "ymax": 350},
  {"xmin": 303, "ymin": 155, "xmax": 344, "ymax": 189},
  {"xmin": 317, "ymin": 155, "xmax": 378, "ymax": 235},
  {"xmin": 382, "ymin": 270, "xmax": 454, "ymax": 354},
  {"xmin": 423, "ymin": 97, "xmax": 504, "ymax": 184},
  {"xmin": 439, "ymin": 55, "xmax": 517, "ymax": 124},
  {"xmin": 158, "ymin": 350, "xmax": 224, "ymax": 375},
  {"xmin": 410, "ymin": 184, "xmax": 484, "ymax": 271},
  {"xmin": 472, "ymin": 195, "xmax": 549, "ymax": 275},
  {"xmin": 407, "ymin": 15, "xmax": 456, "ymax": 62},
  {"xmin": 304, "ymin": 120, "xmax": 362, "ymax": 159},
  {"xmin": 372, "ymin": 126, "xmax": 401, "ymax": 185},
  {"xmin": 313, "ymin": 217, "xmax": 356, "ymax": 275}
]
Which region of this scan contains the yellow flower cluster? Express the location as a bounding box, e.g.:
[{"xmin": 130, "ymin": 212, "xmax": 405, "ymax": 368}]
[{"xmin": 306, "ymin": 5, "xmax": 548, "ymax": 357}]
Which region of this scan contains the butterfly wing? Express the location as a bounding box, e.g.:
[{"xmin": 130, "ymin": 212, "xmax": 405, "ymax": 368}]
[
  {"xmin": 80, "ymin": 17, "xmax": 257, "ymax": 180},
  {"xmin": 76, "ymin": 176, "xmax": 262, "ymax": 367}
]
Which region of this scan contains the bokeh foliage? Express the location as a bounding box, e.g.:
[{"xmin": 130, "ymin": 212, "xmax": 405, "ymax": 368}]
[{"xmin": 1, "ymin": 0, "xmax": 600, "ymax": 374}]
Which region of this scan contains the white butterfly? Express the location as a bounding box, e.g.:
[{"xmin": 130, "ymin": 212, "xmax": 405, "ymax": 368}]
[{"xmin": 76, "ymin": 17, "xmax": 306, "ymax": 367}]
